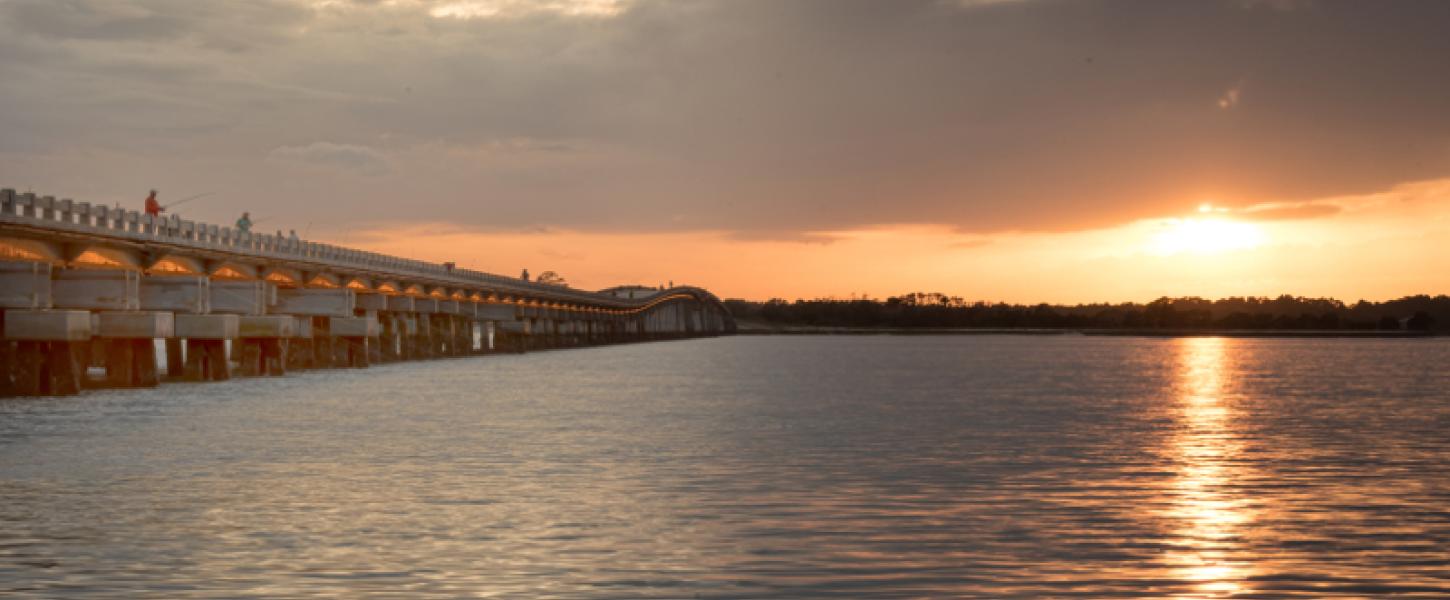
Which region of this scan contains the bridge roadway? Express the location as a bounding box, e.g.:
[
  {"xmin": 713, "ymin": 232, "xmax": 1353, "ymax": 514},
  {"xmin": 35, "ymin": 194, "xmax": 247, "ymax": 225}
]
[{"xmin": 0, "ymin": 189, "xmax": 735, "ymax": 396}]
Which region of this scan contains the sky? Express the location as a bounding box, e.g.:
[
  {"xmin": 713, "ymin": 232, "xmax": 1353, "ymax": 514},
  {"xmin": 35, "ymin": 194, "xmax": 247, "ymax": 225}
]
[{"xmin": 2, "ymin": 0, "xmax": 1448, "ymax": 302}]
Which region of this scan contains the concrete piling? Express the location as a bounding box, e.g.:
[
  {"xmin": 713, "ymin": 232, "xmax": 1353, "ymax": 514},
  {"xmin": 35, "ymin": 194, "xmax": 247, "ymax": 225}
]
[
  {"xmin": 165, "ymin": 338, "xmax": 184, "ymax": 378},
  {"xmin": 176, "ymin": 314, "xmax": 237, "ymax": 382},
  {"xmin": 238, "ymin": 316, "xmax": 293, "ymax": 377},
  {"xmin": 14, "ymin": 341, "xmax": 84, "ymax": 396},
  {"xmin": 102, "ymin": 339, "xmax": 159, "ymax": 387},
  {"xmin": 184, "ymin": 339, "xmax": 229, "ymax": 381},
  {"xmin": 96, "ymin": 311, "xmax": 171, "ymax": 388},
  {"xmin": 311, "ymin": 317, "xmax": 333, "ymax": 369},
  {"xmin": 3, "ymin": 310, "xmax": 89, "ymax": 395}
]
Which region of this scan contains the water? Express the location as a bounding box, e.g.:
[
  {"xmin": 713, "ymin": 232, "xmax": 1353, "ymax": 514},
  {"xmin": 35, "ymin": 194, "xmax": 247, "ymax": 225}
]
[{"xmin": 2, "ymin": 335, "xmax": 1449, "ymax": 598}]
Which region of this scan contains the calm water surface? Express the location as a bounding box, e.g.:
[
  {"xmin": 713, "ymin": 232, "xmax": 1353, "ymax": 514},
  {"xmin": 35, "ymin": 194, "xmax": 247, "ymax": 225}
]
[{"xmin": 2, "ymin": 335, "xmax": 1449, "ymax": 598}]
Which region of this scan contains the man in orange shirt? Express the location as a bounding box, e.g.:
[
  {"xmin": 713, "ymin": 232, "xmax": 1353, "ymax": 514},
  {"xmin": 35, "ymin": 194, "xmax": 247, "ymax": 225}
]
[{"xmin": 144, "ymin": 190, "xmax": 164, "ymax": 217}]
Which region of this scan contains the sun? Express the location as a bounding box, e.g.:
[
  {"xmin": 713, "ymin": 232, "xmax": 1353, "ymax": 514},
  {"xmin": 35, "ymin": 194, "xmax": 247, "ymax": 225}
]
[{"xmin": 1149, "ymin": 217, "xmax": 1265, "ymax": 256}]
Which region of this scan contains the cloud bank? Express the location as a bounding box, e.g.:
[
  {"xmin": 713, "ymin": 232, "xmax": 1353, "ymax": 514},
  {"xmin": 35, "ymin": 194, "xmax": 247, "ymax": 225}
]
[{"xmin": 3, "ymin": 0, "xmax": 1449, "ymax": 237}]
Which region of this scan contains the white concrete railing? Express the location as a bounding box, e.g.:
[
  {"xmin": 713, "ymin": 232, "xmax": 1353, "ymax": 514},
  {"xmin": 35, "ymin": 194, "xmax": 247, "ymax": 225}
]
[{"xmin": 0, "ymin": 188, "xmax": 722, "ymax": 310}]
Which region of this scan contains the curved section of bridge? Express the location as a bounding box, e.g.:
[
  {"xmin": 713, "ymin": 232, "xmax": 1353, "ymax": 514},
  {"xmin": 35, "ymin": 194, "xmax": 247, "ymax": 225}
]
[{"xmin": 0, "ymin": 189, "xmax": 734, "ymax": 397}]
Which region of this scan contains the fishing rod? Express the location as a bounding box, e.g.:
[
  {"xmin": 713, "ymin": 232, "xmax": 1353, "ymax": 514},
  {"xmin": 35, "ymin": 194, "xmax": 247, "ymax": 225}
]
[{"xmin": 163, "ymin": 191, "xmax": 216, "ymax": 210}]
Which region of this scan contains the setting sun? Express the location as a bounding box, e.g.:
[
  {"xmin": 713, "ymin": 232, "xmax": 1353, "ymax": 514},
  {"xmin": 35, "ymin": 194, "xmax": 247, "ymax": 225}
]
[{"xmin": 1150, "ymin": 218, "xmax": 1266, "ymax": 256}]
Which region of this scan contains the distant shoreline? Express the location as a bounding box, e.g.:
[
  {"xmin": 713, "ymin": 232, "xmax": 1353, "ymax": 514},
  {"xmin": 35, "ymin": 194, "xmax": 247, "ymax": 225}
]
[
  {"xmin": 733, "ymin": 324, "xmax": 1441, "ymax": 338},
  {"xmin": 724, "ymin": 295, "xmax": 1448, "ymax": 337}
]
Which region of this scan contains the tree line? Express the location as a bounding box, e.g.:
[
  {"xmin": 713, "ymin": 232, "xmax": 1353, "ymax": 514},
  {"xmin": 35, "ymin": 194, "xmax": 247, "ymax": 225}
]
[{"xmin": 722, "ymin": 294, "xmax": 1448, "ymax": 332}]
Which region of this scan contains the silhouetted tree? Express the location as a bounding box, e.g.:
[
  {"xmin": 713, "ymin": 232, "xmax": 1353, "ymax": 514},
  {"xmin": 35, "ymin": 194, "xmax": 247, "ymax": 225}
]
[
  {"xmin": 1407, "ymin": 311, "xmax": 1436, "ymax": 331},
  {"xmin": 721, "ymin": 293, "xmax": 1450, "ymax": 333}
]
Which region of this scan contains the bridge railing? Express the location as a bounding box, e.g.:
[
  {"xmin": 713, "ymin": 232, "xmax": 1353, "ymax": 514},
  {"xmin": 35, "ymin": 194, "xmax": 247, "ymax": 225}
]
[{"xmin": 1, "ymin": 189, "xmax": 722, "ymax": 310}]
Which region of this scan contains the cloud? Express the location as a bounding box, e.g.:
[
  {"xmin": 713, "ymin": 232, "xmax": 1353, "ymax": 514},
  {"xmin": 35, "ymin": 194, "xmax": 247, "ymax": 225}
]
[
  {"xmin": 1217, "ymin": 83, "xmax": 1243, "ymax": 109},
  {"xmin": 724, "ymin": 230, "xmax": 844, "ymax": 245},
  {"xmin": 2, "ymin": 0, "xmax": 1450, "ymax": 238},
  {"xmin": 267, "ymin": 142, "xmax": 390, "ymax": 175},
  {"xmin": 949, "ymin": 238, "xmax": 994, "ymax": 250},
  {"xmin": 427, "ymin": 0, "xmax": 628, "ymax": 19},
  {"xmin": 1237, "ymin": 202, "xmax": 1341, "ymax": 221}
]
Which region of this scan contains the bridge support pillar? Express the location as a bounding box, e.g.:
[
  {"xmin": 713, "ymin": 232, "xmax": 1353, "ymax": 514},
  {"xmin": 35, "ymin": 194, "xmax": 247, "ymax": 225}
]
[
  {"xmin": 454, "ymin": 316, "xmax": 472, "ymax": 356},
  {"xmin": 414, "ymin": 314, "xmax": 434, "ymax": 359},
  {"xmin": 101, "ymin": 338, "xmax": 160, "ymax": 388},
  {"xmin": 453, "ymin": 316, "xmax": 467, "ymax": 355},
  {"xmin": 183, "ymin": 339, "xmax": 229, "ymax": 381},
  {"xmin": 438, "ymin": 314, "xmax": 458, "ymax": 356},
  {"xmin": 437, "ymin": 314, "xmax": 455, "ymax": 356},
  {"xmin": 470, "ymin": 319, "xmax": 486, "ymax": 353},
  {"xmin": 535, "ymin": 318, "xmax": 553, "ymax": 350},
  {"xmin": 96, "ymin": 311, "xmax": 171, "ymax": 388},
  {"xmin": 310, "ymin": 317, "xmax": 334, "ymax": 368},
  {"xmin": 333, "ymin": 337, "xmax": 368, "ymax": 367},
  {"xmin": 376, "ymin": 312, "xmax": 400, "ymax": 362},
  {"xmin": 495, "ymin": 320, "xmax": 527, "ymax": 353},
  {"xmin": 395, "ymin": 314, "xmax": 416, "ymax": 360},
  {"xmin": 287, "ymin": 317, "xmax": 314, "ymax": 370},
  {"xmin": 427, "ymin": 314, "xmax": 445, "ymax": 356},
  {"xmin": 1, "ymin": 310, "xmax": 11, "ymax": 397},
  {"xmin": 3, "ymin": 310, "xmax": 90, "ymax": 396},
  {"xmin": 431, "ymin": 314, "xmax": 447, "ymax": 356},
  {"xmin": 238, "ymin": 316, "xmax": 293, "ymax": 377},
  {"xmin": 176, "ymin": 314, "xmax": 238, "ymax": 382},
  {"xmin": 331, "ymin": 317, "xmax": 375, "ymax": 368},
  {"xmin": 165, "ymin": 338, "xmax": 184, "ymax": 378},
  {"xmin": 394, "ymin": 314, "xmax": 410, "ymax": 359},
  {"xmin": 554, "ymin": 319, "xmax": 568, "ymax": 347},
  {"xmin": 15, "ymin": 341, "xmax": 85, "ymax": 396}
]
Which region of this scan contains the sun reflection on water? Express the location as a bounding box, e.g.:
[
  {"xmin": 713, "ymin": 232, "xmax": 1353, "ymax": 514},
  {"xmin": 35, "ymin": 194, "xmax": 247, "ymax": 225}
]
[{"xmin": 1167, "ymin": 337, "xmax": 1255, "ymax": 598}]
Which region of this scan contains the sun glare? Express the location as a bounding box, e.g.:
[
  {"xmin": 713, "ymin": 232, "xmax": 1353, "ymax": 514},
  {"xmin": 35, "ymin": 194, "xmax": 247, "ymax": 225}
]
[{"xmin": 1150, "ymin": 218, "xmax": 1265, "ymax": 256}]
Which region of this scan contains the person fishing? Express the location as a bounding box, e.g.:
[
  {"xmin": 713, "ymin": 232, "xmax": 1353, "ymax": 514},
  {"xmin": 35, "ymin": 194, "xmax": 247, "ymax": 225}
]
[
  {"xmin": 144, "ymin": 190, "xmax": 164, "ymax": 217},
  {"xmin": 235, "ymin": 211, "xmax": 253, "ymax": 233}
]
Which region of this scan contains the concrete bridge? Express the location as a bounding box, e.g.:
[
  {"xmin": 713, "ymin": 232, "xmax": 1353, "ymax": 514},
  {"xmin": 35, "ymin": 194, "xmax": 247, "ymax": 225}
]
[{"xmin": 0, "ymin": 189, "xmax": 734, "ymax": 397}]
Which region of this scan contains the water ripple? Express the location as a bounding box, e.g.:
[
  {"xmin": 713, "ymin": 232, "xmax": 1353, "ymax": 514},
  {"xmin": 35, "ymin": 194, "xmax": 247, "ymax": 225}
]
[{"xmin": 2, "ymin": 336, "xmax": 1449, "ymax": 597}]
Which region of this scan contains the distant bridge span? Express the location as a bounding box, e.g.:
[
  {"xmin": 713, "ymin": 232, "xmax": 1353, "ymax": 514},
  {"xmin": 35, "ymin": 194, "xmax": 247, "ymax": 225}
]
[{"xmin": 0, "ymin": 188, "xmax": 734, "ymax": 396}]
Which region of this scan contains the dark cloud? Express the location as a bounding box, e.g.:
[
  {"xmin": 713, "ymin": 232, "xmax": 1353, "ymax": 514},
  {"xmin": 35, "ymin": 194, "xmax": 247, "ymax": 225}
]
[{"xmin": 2, "ymin": 0, "xmax": 1449, "ymax": 236}]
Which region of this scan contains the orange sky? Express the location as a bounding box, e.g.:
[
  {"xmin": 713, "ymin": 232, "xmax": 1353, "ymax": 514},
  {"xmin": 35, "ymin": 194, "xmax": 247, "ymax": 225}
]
[{"xmin": 342, "ymin": 178, "xmax": 1450, "ymax": 303}]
